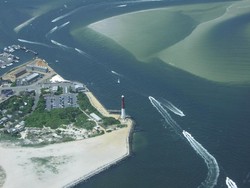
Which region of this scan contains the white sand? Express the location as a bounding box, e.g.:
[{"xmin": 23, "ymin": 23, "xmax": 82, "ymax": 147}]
[{"xmin": 0, "ymin": 123, "xmax": 131, "ymax": 188}]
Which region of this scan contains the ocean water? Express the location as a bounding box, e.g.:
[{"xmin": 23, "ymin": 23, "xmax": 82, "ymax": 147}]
[{"xmin": 0, "ymin": 0, "xmax": 250, "ymax": 188}]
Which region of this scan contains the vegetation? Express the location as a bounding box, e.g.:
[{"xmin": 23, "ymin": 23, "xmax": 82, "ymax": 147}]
[
  {"xmin": 25, "ymin": 93, "xmax": 95, "ymax": 130},
  {"xmin": 54, "ymin": 86, "xmax": 63, "ymax": 95},
  {"xmin": 22, "ymin": 91, "xmax": 121, "ymax": 131},
  {"xmin": 102, "ymin": 117, "xmax": 120, "ymax": 128},
  {"xmin": 0, "ymin": 94, "xmax": 34, "ymax": 115},
  {"xmin": 77, "ymin": 92, "xmax": 101, "ymax": 116}
]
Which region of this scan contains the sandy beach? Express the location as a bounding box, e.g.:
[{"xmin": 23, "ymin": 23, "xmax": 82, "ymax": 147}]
[{"xmin": 0, "ymin": 123, "xmax": 132, "ymax": 188}]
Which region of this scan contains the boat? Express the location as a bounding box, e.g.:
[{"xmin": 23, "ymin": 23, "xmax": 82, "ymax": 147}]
[
  {"xmin": 6, "ymin": 63, "xmax": 13, "ymax": 66},
  {"xmin": 117, "ymin": 79, "xmax": 120, "ymax": 84},
  {"xmin": 1, "ymin": 65, "xmax": 6, "ymax": 69}
]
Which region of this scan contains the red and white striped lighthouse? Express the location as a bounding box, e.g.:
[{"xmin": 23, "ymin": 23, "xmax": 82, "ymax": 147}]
[{"xmin": 121, "ymin": 95, "xmax": 126, "ymax": 120}]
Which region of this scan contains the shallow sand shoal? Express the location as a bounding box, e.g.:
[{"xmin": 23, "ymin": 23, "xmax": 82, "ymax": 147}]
[{"xmin": 0, "ymin": 122, "xmax": 132, "ymax": 188}]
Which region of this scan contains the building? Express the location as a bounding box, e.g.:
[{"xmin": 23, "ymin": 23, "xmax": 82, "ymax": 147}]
[
  {"xmin": 45, "ymin": 93, "xmax": 79, "ymax": 110},
  {"xmin": 17, "ymin": 73, "xmax": 40, "ymax": 85},
  {"xmin": 14, "ymin": 68, "xmax": 27, "ymax": 78},
  {"xmin": 26, "ymin": 58, "xmax": 49, "ymax": 73},
  {"xmin": 1, "ymin": 89, "xmax": 14, "ymax": 97},
  {"xmin": 90, "ymin": 113, "xmax": 102, "ymax": 122}
]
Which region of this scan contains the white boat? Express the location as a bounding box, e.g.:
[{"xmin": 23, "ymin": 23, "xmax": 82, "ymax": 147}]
[
  {"xmin": 6, "ymin": 63, "xmax": 13, "ymax": 66},
  {"xmin": 1, "ymin": 65, "xmax": 6, "ymax": 69},
  {"xmin": 117, "ymin": 79, "xmax": 120, "ymax": 84}
]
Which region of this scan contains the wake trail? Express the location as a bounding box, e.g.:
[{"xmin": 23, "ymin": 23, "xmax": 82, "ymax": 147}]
[
  {"xmin": 74, "ymin": 48, "xmax": 94, "ymax": 60},
  {"xmin": 148, "ymin": 96, "xmax": 183, "ymax": 135},
  {"xmin": 111, "ymin": 70, "xmax": 123, "ymax": 77},
  {"xmin": 51, "ymin": 40, "xmax": 71, "ymax": 50},
  {"xmin": 18, "ymin": 39, "xmax": 51, "ymax": 48},
  {"xmin": 51, "ymin": 7, "xmax": 82, "ymax": 23},
  {"xmin": 182, "ymin": 130, "xmax": 220, "ymax": 188},
  {"xmin": 161, "ymin": 99, "xmax": 185, "ymax": 117},
  {"xmin": 46, "ymin": 21, "xmax": 70, "ymax": 37},
  {"xmin": 226, "ymin": 177, "xmax": 238, "ymax": 188},
  {"xmin": 149, "ymin": 96, "xmax": 220, "ymax": 188}
]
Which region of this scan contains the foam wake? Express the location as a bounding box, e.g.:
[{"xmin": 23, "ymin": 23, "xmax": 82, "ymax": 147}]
[
  {"xmin": 18, "ymin": 39, "xmax": 51, "ymax": 48},
  {"xmin": 74, "ymin": 48, "xmax": 93, "ymax": 60},
  {"xmin": 51, "ymin": 40, "xmax": 71, "ymax": 50},
  {"xmin": 111, "ymin": 70, "xmax": 123, "ymax": 77},
  {"xmin": 148, "ymin": 96, "xmax": 182, "ymax": 134},
  {"xmin": 161, "ymin": 99, "xmax": 185, "ymax": 117},
  {"xmin": 51, "ymin": 7, "xmax": 82, "ymax": 22},
  {"xmin": 183, "ymin": 130, "xmax": 220, "ymax": 188},
  {"xmin": 46, "ymin": 21, "xmax": 70, "ymax": 38},
  {"xmin": 149, "ymin": 96, "xmax": 220, "ymax": 188},
  {"xmin": 226, "ymin": 177, "xmax": 238, "ymax": 188}
]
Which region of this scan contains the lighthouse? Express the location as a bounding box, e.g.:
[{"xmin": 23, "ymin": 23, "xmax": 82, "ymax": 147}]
[{"xmin": 121, "ymin": 95, "xmax": 126, "ymax": 120}]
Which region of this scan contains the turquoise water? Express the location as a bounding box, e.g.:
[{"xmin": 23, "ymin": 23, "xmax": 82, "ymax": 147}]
[{"xmin": 0, "ymin": 1, "xmax": 250, "ymax": 188}]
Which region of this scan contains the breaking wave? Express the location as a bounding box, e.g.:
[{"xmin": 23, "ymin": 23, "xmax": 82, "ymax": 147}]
[
  {"xmin": 226, "ymin": 177, "xmax": 238, "ymax": 188},
  {"xmin": 183, "ymin": 130, "xmax": 220, "ymax": 188}
]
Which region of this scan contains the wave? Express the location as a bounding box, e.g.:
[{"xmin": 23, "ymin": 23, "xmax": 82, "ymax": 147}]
[
  {"xmin": 183, "ymin": 130, "xmax": 220, "ymax": 188},
  {"xmin": 51, "ymin": 40, "xmax": 71, "ymax": 50},
  {"xmin": 226, "ymin": 177, "xmax": 238, "ymax": 188},
  {"xmin": 148, "ymin": 96, "xmax": 182, "ymax": 134},
  {"xmin": 161, "ymin": 99, "xmax": 185, "ymax": 117},
  {"xmin": 18, "ymin": 39, "xmax": 51, "ymax": 48}
]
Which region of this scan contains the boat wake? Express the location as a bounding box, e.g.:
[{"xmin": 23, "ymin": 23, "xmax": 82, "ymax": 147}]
[
  {"xmin": 74, "ymin": 48, "xmax": 93, "ymax": 60},
  {"xmin": 51, "ymin": 7, "xmax": 82, "ymax": 23},
  {"xmin": 46, "ymin": 22, "xmax": 70, "ymax": 38},
  {"xmin": 51, "ymin": 40, "xmax": 71, "ymax": 50},
  {"xmin": 149, "ymin": 96, "xmax": 182, "ymax": 135},
  {"xmin": 46, "ymin": 26, "xmax": 58, "ymax": 37},
  {"xmin": 149, "ymin": 96, "xmax": 220, "ymax": 188},
  {"xmin": 18, "ymin": 39, "xmax": 51, "ymax": 48},
  {"xmin": 183, "ymin": 130, "xmax": 220, "ymax": 188},
  {"xmin": 161, "ymin": 99, "xmax": 185, "ymax": 117},
  {"xmin": 226, "ymin": 177, "xmax": 238, "ymax": 188},
  {"xmin": 111, "ymin": 70, "xmax": 123, "ymax": 77}
]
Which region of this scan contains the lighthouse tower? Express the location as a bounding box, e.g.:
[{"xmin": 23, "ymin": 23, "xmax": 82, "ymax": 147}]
[{"xmin": 121, "ymin": 95, "xmax": 126, "ymax": 120}]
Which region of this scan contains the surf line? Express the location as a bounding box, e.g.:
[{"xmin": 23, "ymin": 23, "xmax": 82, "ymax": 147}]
[{"xmin": 149, "ymin": 96, "xmax": 220, "ymax": 188}]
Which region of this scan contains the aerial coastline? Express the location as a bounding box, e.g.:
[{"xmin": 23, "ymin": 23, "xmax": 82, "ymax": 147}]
[{"xmin": 0, "ymin": 52, "xmax": 134, "ymax": 187}]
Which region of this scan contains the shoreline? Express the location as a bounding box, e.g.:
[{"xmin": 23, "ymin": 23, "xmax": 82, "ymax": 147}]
[{"xmin": 0, "ymin": 63, "xmax": 134, "ymax": 187}]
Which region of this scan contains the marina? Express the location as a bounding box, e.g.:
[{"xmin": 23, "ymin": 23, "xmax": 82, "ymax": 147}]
[{"xmin": 0, "ymin": 44, "xmax": 38, "ymax": 69}]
